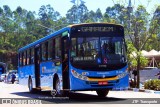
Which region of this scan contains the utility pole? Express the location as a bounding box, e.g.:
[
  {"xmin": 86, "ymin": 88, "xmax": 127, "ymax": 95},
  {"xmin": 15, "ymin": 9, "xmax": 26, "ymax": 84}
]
[
  {"xmin": 127, "ymin": 0, "xmax": 134, "ymax": 44},
  {"xmin": 127, "ymin": 0, "xmax": 133, "ymax": 35}
]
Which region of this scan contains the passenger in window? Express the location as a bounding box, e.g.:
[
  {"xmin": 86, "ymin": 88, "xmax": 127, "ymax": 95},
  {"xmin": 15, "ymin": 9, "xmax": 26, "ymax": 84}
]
[
  {"xmin": 23, "ymin": 59, "xmax": 26, "ymax": 65},
  {"xmin": 86, "ymin": 43, "xmax": 91, "ymax": 55},
  {"xmin": 79, "ymin": 45, "xmax": 84, "ymax": 56},
  {"xmin": 58, "ymin": 50, "xmax": 61, "ymax": 57},
  {"xmin": 31, "ymin": 56, "xmax": 34, "ymax": 63},
  {"xmin": 42, "ymin": 52, "xmax": 46, "ymax": 61},
  {"xmin": 20, "ymin": 58, "xmax": 22, "ymax": 65},
  {"xmin": 55, "ymin": 50, "xmax": 61, "ymax": 59},
  {"xmin": 55, "ymin": 50, "xmax": 60, "ymax": 59},
  {"xmin": 27, "ymin": 58, "xmax": 29, "ymax": 64},
  {"xmin": 105, "ymin": 43, "xmax": 111, "ymax": 53},
  {"xmin": 102, "ymin": 43, "xmax": 110, "ymax": 56},
  {"xmin": 102, "ymin": 43, "xmax": 106, "ymax": 57},
  {"xmin": 71, "ymin": 47, "xmax": 76, "ymax": 57}
]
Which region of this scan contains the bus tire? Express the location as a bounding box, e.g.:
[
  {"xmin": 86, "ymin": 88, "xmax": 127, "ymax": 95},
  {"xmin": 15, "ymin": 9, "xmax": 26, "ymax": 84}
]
[
  {"xmin": 96, "ymin": 89, "xmax": 109, "ymax": 97},
  {"xmin": 54, "ymin": 78, "xmax": 63, "ymax": 97},
  {"xmin": 28, "ymin": 78, "xmax": 34, "ymax": 93}
]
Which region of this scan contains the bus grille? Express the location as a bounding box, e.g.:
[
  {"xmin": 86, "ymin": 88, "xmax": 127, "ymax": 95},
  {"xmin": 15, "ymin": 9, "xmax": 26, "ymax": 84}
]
[{"xmin": 87, "ymin": 75, "xmax": 117, "ymax": 79}]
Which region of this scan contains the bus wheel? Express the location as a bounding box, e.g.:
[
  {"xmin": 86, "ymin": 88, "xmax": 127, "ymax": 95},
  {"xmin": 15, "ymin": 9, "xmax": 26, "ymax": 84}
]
[
  {"xmin": 28, "ymin": 78, "xmax": 33, "ymax": 93},
  {"xmin": 96, "ymin": 89, "xmax": 109, "ymax": 97},
  {"xmin": 55, "ymin": 78, "xmax": 63, "ymax": 97}
]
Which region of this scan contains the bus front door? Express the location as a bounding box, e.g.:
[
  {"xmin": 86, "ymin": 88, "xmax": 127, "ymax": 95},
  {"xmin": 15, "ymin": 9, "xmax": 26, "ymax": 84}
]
[
  {"xmin": 61, "ymin": 36, "xmax": 70, "ymax": 90},
  {"xmin": 34, "ymin": 46, "xmax": 41, "ymax": 88}
]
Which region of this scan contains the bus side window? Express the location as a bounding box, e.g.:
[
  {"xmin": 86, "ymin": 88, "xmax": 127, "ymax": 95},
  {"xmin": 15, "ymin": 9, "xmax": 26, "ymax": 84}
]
[
  {"xmin": 31, "ymin": 48, "xmax": 34, "ymax": 64},
  {"xmin": 71, "ymin": 38, "xmax": 76, "ymax": 57},
  {"xmin": 55, "ymin": 37, "xmax": 61, "ymax": 59},
  {"xmin": 27, "ymin": 50, "xmax": 30, "ymax": 65},
  {"xmin": 42, "ymin": 42, "xmax": 47, "ymax": 61},
  {"xmin": 53, "ymin": 39, "xmax": 55, "ymax": 59},
  {"xmin": 23, "ymin": 51, "xmax": 27, "ymax": 66},
  {"xmin": 48, "ymin": 39, "xmax": 53, "ymax": 60},
  {"xmin": 19, "ymin": 53, "xmax": 22, "ymax": 66}
]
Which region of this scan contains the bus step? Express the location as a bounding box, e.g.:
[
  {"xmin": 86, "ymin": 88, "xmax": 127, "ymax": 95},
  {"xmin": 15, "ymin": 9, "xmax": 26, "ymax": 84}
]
[
  {"xmin": 35, "ymin": 87, "xmax": 41, "ymax": 90},
  {"xmin": 41, "ymin": 87, "xmax": 51, "ymax": 91}
]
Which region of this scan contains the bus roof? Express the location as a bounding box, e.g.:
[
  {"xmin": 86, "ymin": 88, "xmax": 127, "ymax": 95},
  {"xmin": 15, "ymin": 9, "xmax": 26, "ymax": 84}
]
[
  {"xmin": 18, "ymin": 23, "xmax": 123, "ymax": 52},
  {"xmin": 68, "ymin": 23, "xmax": 123, "ymax": 27}
]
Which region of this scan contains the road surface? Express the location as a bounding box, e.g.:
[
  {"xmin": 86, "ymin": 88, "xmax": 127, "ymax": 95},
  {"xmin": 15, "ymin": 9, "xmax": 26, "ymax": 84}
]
[{"xmin": 0, "ymin": 82, "xmax": 160, "ymax": 106}]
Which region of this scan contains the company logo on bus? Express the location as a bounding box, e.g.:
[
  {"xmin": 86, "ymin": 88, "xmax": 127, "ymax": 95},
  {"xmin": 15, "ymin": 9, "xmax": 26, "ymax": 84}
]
[{"xmin": 81, "ymin": 27, "xmax": 114, "ymax": 32}]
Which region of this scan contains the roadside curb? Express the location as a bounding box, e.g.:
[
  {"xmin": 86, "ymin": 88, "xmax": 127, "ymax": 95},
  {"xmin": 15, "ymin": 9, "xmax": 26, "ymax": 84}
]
[{"xmin": 129, "ymin": 88, "xmax": 160, "ymax": 94}]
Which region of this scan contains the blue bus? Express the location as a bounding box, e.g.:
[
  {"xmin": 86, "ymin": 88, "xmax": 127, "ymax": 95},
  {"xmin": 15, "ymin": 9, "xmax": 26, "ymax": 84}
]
[
  {"xmin": 0, "ymin": 62, "xmax": 7, "ymax": 81},
  {"xmin": 0, "ymin": 62, "xmax": 7, "ymax": 74},
  {"xmin": 18, "ymin": 23, "xmax": 129, "ymax": 97}
]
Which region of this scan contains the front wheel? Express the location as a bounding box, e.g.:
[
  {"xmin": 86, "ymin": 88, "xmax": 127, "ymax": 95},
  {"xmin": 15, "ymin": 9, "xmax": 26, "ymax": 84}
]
[
  {"xmin": 55, "ymin": 78, "xmax": 64, "ymax": 97},
  {"xmin": 96, "ymin": 89, "xmax": 109, "ymax": 97}
]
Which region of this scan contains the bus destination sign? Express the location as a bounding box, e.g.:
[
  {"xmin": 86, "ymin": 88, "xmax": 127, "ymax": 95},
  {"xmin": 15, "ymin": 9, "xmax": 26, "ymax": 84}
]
[{"xmin": 81, "ymin": 27, "xmax": 114, "ymax": 32}]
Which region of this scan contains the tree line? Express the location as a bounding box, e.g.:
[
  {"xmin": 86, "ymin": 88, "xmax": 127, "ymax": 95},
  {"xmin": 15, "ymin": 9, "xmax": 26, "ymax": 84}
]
[{"xmin": 0, "ymin": 3, "xmax": 160, "ymax": 87}]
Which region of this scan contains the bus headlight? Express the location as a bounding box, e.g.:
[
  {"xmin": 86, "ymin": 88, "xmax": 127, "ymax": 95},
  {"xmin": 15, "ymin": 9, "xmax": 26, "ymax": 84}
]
[{"xmin": 71, "ymin": 70, "xmax": 88, "ymax": 81}]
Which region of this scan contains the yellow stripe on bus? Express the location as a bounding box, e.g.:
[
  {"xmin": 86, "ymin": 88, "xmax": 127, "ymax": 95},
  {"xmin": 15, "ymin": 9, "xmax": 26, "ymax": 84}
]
[{"xmin": 87, "ymin": 76, "xmax": 118, "ymax": 82}]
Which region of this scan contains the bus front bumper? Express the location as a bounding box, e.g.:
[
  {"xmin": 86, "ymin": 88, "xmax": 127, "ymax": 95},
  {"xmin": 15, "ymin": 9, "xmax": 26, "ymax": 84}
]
[{"xmin": 70, "ymin": 74, "xmax": 129, "ymax": 91}]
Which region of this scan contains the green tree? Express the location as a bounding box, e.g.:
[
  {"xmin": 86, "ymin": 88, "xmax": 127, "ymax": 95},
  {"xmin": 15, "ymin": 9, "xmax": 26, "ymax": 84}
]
[
  {"xmin": 144, "ymin": 5, "xmax": 160, "ymax": 51},
  {"xmin": 105, "ymin": 4, "xmax": 125, "ymax": 24},
  {"xmin": 95, "ymin": 8, "xmax": 103, "ymax": 22},
  {"xmin": 127, "ymin": 5, "xmax": 160, "ymax": 88},
  {"xmin": 38, "ymin": 4, "xmax": 61, "ymax": 36},
  {"xmin": 0, "ymin": 5, "xmax": 18, "ymax": 69},
  {"xmin": 127, "ymin": 41, "xmax": 148, "ymax": 69},
  {"xmin": 66, "ymin": 3, "xmax": 88, "ymax": 23},
  {"xmin": 85, "ymin": 10, "xmax": 96, "ymax": 22},
  {"xmin": 66, "ymin": 5, "xmax": 77, "ymax": 23},
  {"xmin": 12, "ymin": 6, "xmax": 34, "ymax": 50},
  {"xmin": 78, "ymin": 3, "xmax": 89, "ymax": 23}
]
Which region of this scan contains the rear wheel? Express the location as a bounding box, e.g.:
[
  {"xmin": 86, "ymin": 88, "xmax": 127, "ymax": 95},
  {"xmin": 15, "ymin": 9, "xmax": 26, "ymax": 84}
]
[
  {"xmin": 96, "ymin": 89, "xmax": 109, "ymax": 97},
  {"xmin": 28, "ymin": 78, "xmax": 33, "ymax": 93}
]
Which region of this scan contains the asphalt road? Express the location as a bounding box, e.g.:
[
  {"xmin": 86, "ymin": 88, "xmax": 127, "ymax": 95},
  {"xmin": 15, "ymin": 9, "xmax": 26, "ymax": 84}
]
[{"xmin": 0, "ymin": 82, "xmax": 160, "ymax": 105}]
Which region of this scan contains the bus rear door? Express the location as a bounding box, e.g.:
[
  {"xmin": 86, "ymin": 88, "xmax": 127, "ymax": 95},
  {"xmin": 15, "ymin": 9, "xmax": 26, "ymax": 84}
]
[{"xmin": 34, "ymin": 46, "xmax": 41, "ymax": 88}]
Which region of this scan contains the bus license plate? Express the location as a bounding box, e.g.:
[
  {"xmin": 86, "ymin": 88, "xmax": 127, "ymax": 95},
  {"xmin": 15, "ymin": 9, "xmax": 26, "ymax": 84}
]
[{"xmin": 98, "ymin": 81, "xmax": 108, "ymax": 85}]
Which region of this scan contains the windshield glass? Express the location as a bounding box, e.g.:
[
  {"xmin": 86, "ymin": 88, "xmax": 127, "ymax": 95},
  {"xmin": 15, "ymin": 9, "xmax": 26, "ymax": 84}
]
[{"xmin": 70, "ymin": 36, "xmax": 127, "ymax": 71}]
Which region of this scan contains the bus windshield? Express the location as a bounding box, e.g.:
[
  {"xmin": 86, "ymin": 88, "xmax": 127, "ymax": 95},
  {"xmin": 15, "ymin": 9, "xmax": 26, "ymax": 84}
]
[{"xmin": 70, "ymin": 36, "xmax": 127, "ymax": 71}]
